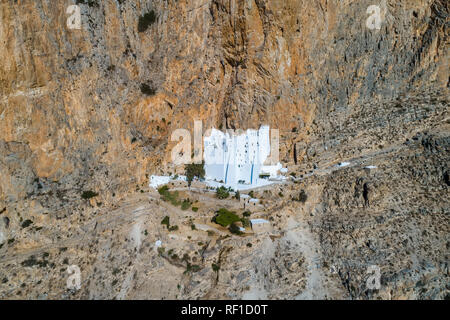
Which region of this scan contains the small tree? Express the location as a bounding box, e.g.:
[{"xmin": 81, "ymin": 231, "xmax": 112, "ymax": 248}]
[
  {"xmin": 216, "ymin": 186, "xmax": 230, "ymax": 199},
  {"xmin": 185, "ymin": 162, "xmax": 205, "ymax": 186},
  {"xmin": 161, "ymin": 216, "xmax": 170, "ymax": 227}
]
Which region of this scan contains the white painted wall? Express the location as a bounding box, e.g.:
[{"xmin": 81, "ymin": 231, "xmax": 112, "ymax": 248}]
[{"xmin": 204, "ymin": 126, "xmax": 278, "ymax": 189}]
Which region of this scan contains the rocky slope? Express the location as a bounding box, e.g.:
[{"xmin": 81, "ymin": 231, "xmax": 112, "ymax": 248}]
[{"xmin": 0, "ymin": 0, "xmax": 448, "ymax": 299}]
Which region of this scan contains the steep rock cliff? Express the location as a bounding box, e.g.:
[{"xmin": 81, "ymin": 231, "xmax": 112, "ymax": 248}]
[{"xmin": 0, "ymin": 0, "xmax": 448, "ymax": 299}]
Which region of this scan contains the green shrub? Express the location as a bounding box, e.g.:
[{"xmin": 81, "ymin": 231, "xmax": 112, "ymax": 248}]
[
  {"xmin": 184, "ymin": 263, "xmax": 201, "ymax": 274},
  {"xmin": 81, "ymin": 190, "xmax": 98, "ymax": 199},
  {"xmin": 242, "ymin": 211, "xmax": 251, "ymax": 217},
  {"xmin": 21, "ymin": 255, "xmax": 49, "ymax": 268},
  {"xmin": 213, "ymin": 208, "xmax": 239, "ymax": 227},
  {"xmin": 212, "ymin": 263, "xmax": 220, "ymax": 272},
  {"xmin": 168, "ymin": 225, "xmax": 179, "ymax": 232},
  {"xmin": 158, "ymin": 185, "xmax": 168, "ymax": 194},
  {"xmin": 161, "ymin": 216, "xmax": 170, "ymax": 227},
  {"xmin": 216, "ymin": 186, "xmax": 230, "ymax": 199},
  {"xmin": 140, "ymin": 83, "xmax": 156, "ymax": 96},
  {"xmin": 181, "ymin": 199, "xmax": 191, "ymax": 211},
  {"xmin": 21, "ymin": 219, "xmax": 33, "ymax": 228},
  {"xmin": 138, "ymin": 10, "xmax": 156, "ymax": 32},
  {"xmin": 234, "ymin": 190, "xmax": 240, "ymax": 200},
  {"xmin": 293, "ymin": 190, "xmax": 308, "ymax": 203},
  {"xmin": 192, "ymin": 206, "xmax": 199, "ymax": 212}
]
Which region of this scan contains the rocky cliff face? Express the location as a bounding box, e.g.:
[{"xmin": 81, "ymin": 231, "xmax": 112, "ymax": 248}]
[{"xmin": 0, "ymin": 0, "xmax": 448, "ymax": 299}]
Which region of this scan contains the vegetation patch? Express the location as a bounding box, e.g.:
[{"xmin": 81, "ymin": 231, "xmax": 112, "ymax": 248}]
[
  {"xmin": 138, "ymin": 10, "xmax": 157, "ymax": 32},
  {"xmin": 212, "ymin": 263, "xmax": 220, "ymax": 272},
  {"xmin": 21, "ymin": 219, "xmax": 33, "ymax": 228},
  {"xmin": 76, "ymin": 0, "xmax": 99, "ymax": 8},
  {"xmin": 161, "ymin": 215, "xmax": 178, "ymax": 232},
  {"xmin": 161, "ymin": 216, "xmax": 170, "ymax": 227},
  {"xmin": 213, "ymin": 208, "xmax": 240, "ymax": 227},
  {"xmin": 21, "ymin": 255, "xmax": 51, "ymax": 268},
  {"xmin": 81, "ymin": 190, "xmax": 98, "ymax": 199},
  {"xmin": 158, "ymin": 186, "xmax": 180, "ymax": 206},
  {"xmin": 293, "ymin": 190, "xmax": 308, "ymax": 203},
  {"xmin": 140, "ymin": 83, "xmax": 156, "ymax": 96},
  {"xmin": 216, "ymin": 186, "xmax": 230, "ymax": 199},
  {"xmin": 184, "ymin": 262, "xmax": 201, "ymax": 274},
  {"xmin": 181, "ymin": 199, "xmax": 191, "ymax": 211},
  {"xmin": 185, "ymin": 162, "xmax": 205, "ymax": 186}
]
